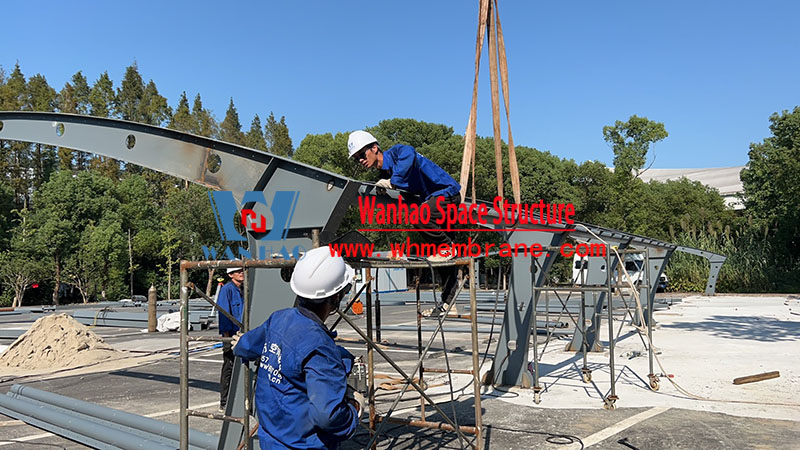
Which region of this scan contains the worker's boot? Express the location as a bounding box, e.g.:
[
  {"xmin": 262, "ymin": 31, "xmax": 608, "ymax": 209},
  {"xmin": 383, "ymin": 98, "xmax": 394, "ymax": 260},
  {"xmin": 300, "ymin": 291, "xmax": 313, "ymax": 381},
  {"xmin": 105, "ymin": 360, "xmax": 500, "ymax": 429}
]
[
  {"xmin": 423, "ymin": 302, "xmax": 459, "ymax": 318},
  {"xmin": 427, "ymin": 247, "xmax": 455, "ymax": 263}
]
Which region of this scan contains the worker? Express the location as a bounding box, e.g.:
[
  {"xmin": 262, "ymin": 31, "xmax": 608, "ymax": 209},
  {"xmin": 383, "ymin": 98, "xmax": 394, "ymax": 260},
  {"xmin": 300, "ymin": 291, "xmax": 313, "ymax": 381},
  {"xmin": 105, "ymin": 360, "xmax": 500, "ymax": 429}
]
[
  {"xmin": 218, "ymin": 265, "xmax": 244, "ymax": 412},
  {"xmin": 348, "ymin": 130, "xmax": 462, "ymax": 316},
  {"xmin": 232, "ymin": 246, "xmax": 364, "ymax": 449}
]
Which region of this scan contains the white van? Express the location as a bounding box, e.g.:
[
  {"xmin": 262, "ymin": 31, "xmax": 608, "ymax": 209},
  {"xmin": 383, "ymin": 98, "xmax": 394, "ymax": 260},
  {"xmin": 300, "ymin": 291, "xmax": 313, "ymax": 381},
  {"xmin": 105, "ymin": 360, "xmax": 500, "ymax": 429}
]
[{"xmin": 573, "ymin": 253, "xmax": 668, "ymax": 292}]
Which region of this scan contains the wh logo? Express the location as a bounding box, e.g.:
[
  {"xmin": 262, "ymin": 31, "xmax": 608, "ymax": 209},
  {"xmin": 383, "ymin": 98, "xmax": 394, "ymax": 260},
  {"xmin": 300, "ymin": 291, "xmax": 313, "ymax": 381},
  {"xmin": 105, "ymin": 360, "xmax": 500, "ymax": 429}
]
[{"xmin": 204, "ymin": 190, "xmax": 303, "ymax": 260}]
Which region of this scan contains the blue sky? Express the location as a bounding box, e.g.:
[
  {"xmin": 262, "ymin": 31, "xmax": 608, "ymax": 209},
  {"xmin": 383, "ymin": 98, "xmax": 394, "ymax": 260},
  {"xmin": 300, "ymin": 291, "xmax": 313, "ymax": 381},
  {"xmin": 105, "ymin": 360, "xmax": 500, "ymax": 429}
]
[{"xmin": 2, "ymin": 1, "xmax": 798, "ymax": 168}]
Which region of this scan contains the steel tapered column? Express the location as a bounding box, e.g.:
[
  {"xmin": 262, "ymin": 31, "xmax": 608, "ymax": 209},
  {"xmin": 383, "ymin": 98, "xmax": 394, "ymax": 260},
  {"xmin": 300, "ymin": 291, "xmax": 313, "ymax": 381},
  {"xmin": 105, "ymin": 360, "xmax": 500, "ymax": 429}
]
[{"xmin": 491, "ymin": 230, "xmax": 565, "ymax": 387}]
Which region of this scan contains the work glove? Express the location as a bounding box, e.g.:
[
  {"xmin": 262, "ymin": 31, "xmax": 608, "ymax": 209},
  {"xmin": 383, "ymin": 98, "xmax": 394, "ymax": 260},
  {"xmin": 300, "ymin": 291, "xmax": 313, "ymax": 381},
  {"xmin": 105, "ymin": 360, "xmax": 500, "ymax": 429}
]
[
  {"xmin": 346, "ymin": 385, "xmax": 365, "ymax": 419},
  {"xmin": 375, "ymin": 179, "xmax": 393, "ymax": 190},
  {"xmin": 230, "ymin": 331, "xmax": 243, "ymax": 349}
]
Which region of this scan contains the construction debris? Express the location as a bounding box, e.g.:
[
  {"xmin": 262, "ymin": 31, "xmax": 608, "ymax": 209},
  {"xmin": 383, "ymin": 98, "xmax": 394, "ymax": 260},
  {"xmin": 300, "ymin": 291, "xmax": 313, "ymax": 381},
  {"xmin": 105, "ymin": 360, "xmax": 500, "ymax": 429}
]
[{"xmin": 0, "ymin": 313, "xmax": 118, "ymax": 370}]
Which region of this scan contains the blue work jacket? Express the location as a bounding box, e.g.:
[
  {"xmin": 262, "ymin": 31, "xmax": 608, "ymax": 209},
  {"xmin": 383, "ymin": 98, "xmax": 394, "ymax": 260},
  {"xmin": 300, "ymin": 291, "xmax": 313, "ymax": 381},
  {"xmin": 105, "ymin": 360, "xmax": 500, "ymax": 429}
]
[
  {"xmin": 381, "ymin": 144, "xmax": 461, "ymax": 201},
  {"xmin": 217, "ymin": 282, "xmax": 243, "ymax": 335},
  {"xmin": 234, "ymin": 306, "xmax": 358, "ymax": 449}
]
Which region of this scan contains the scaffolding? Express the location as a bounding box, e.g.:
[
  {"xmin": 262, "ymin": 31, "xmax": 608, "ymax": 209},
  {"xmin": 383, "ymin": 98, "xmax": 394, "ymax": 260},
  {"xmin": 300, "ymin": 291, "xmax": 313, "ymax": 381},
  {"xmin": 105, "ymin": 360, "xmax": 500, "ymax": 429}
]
[
  {"xmin": 178, "ymin": 256, "xmax": 485, "ymax": 450},
  {"xmin": 524, "ymin": 247, "xmax": 658, "ymax": 409}
]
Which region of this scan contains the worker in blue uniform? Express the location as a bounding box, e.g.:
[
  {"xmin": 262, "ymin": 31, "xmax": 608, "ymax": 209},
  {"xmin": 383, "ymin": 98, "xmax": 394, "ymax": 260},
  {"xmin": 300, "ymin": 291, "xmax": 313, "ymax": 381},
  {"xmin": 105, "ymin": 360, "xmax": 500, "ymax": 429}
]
[
  {"xmin": 218, "ymin": 266, "xmax": 245, "ymax": 411},
  {"xmin": 232, "ymin": 246, "xmax": 363, "ymax": 449},
  {"xmin": 348, "ymin": 130, "xmax": 462, "ymax": 316}
]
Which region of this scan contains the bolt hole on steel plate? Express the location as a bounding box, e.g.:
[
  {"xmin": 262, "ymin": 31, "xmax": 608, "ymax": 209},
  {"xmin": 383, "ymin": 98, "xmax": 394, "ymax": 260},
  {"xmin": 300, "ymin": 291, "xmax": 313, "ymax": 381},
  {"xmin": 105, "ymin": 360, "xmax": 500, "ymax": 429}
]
[
  {"xmin": 55, "ymin": 122, "xmax": 65, "ymax": 136},
  {"xmin": 0, "ymin": 120, "xmax": 3, "ymax": 132},
  {"xmin": 206, "ymin": 153, "xmax": 222, "ymax": 173},
  {"xmin": 126, "ymin": 134, "xmax": 136, "ymax": 149}
]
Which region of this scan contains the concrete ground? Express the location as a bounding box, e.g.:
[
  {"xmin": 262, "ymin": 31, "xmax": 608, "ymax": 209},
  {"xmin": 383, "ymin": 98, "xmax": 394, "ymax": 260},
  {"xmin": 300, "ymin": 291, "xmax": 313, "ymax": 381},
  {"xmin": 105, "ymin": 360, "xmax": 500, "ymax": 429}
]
[{"xmin": 0, "ymin": 293, "xmax": 798, "ymax": 449}]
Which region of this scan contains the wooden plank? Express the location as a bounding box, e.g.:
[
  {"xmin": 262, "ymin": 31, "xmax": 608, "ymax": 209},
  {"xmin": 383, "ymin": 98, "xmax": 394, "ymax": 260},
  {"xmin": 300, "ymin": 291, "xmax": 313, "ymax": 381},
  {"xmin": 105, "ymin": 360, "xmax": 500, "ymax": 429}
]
[{"xmin": 733, "ymin": 371, "xmax": 780, "ymax": 385}]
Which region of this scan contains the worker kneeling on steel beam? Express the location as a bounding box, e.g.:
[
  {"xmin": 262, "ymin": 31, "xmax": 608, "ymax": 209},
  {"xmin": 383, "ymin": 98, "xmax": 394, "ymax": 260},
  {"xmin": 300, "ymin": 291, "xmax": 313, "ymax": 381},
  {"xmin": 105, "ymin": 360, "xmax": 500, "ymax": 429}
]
[
  {"xmin": 232, "ymin": 246, "xmax": 364, "ymax": 449},
  {"xmin": 349, "ymin": 130, "xmax": 462, "ymax": 317}
]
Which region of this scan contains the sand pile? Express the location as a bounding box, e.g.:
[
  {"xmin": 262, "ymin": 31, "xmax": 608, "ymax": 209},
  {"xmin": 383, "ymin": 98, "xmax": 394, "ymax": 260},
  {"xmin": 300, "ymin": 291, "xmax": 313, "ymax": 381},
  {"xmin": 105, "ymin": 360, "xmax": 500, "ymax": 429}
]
[{"xmin": 0, "ymin": 313, "xmax": 119, "ymax": 370}]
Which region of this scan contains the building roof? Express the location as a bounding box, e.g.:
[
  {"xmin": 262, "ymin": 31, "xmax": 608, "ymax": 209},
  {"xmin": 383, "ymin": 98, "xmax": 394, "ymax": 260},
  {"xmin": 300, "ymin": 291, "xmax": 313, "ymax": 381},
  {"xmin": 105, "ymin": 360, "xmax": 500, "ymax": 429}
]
[{"xmin": 637, "ymin": 166, "xmax": 746, "ymax": 209}]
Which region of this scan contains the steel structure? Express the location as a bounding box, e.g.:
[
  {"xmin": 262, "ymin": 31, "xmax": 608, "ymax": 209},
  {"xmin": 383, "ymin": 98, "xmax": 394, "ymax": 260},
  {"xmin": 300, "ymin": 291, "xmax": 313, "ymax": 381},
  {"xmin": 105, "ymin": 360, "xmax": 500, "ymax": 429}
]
[{"xmin": 0, "ymin": 112, "xmax": 727, "ymax": 446}]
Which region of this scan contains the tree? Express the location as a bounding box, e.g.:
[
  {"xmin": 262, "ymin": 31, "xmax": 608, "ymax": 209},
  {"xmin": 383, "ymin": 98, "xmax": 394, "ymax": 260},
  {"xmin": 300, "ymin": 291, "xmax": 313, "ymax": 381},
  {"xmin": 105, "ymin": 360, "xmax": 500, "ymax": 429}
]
[
  {"xmin": 245, "ymin": 114, "xmax": 267, "ymax": 151},
  {"xmin": 603, "ymin": 115, "xmax": 668, "ymax": 178},
  {"xmin": 82, "ymin": 214, "xmax": 126, "ymax": 301},
  {"xmin": 26, "ymin": 74, "xmax": 58, "ymax": 188},
  {"xmin": 114, "ymin": 174, "xmax": 165, "ymax": 296},
  {"xmin": 602, "ymin": 115, "xmax": 669, "ymax": 231},
  {"xmin": 115, "ymin": 63, "xmax": 144, "ymax": 121},
  {"xmin": 294, "ymin": 132, "xmax": 352, "ymax": 175},
  {"xmin": 0, "ymin": 64, "xmax": 33, "ymax": 208},
  {"xmin": 741, "ymin": 107, "xmax": 800, "ymax": 262},
  {"xmin": 372, "ymin": 118, "xmax": 454, "ymax": 149},
  {"xmin": 264, "ymin": 112, "xmax": 293, "ymax": 157},
  {"xmin": 161, "ymin": 184, "xmax": 224, "ymax": 297},
  {"xmin": 88, "ymin": 72, "xmax": 120, "ymax": 178},
  {"xmin": 89, "ymin": 71, "xmax": 115, "ymax": 117},
  {"xmin": 220, "ymin": 98, "xmax": 245, "ymax": 145},
  {"xmin": 71, "ymin": 71, "xmax": 91, "ymax": 115},
  {"xmin": 0, "ymin": 182, "xmax": 14, "ymax": 249},
  {"xmin": 56, "ymin": 72, "xmax": 92, "ymax": 170},
  {"xmin": 0, "ymin": 209, "xmax": 47, "ymax": 307},
  {"xmin": 0, "ymin": 63, "xmax": 26, "ymax": 110},
  {"xmin": 28, "ymin": 171, "xmax": 120, "ymax": 304},
  {"xmin": 169, "ymin": 91, "xmax": 196, "ymax": 132},
  {"xmin": 138, "ymin": 80, "xmax": 172, "ymax": 126},
  {"xmin": 192, "ymin": 94, "xmax": 218, "ymax": 138}
]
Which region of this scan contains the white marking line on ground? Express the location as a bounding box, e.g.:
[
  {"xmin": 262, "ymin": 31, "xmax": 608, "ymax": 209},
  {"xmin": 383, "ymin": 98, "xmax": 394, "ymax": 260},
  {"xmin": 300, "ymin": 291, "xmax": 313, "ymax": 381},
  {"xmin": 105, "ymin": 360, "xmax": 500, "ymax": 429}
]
[
  {"xmin": 582, "ymin": 406, "xmax": 670, "ymax": 447},
  {"xmin": 189, "ymin": 357, "xmax": 222, "ymax": 363},
  {"xmin": 0, "ymin": 401, "xmax": 220, "ymax": 446},
  {"xmin": 340, "ymin": 345, "xmax": 422, "ymax": 354},
  {"xmin": 144, "ymin": 401, "xmax": 218, "ymax": 418},
  {"xmin": 0, "ymin": 420, "xmax": 23, "ymax": 427},
  {"xmin": 0, "ymin": 432, "xmax": 53, "ymax": 446}
]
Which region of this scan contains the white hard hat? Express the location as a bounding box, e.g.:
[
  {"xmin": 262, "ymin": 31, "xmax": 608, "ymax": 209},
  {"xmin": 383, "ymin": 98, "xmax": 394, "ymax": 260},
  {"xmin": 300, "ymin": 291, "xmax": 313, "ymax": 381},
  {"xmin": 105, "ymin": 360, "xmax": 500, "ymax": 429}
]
[
  {"xmin": 227, "ymin": 260, "xmax": 243, "ymax": 274},
  {"xmin": 290, "ymin": 246, "xmax": 354, "ymax": 300},
  {"xmin": 347, "ymin": 130, "xmax": 378, "ymax": 158}
]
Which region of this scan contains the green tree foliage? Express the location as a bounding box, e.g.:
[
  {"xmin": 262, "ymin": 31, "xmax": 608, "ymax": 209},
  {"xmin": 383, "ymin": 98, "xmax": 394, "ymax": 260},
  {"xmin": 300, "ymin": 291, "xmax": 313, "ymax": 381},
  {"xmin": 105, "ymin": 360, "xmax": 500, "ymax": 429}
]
[
  {"xmin": 192, "ymin": 94, "xmax": 218, "ymax": 138},
  {"xmin": 88, "ymin": 71, "xmax": 121, "ymax": 178},
  {"xmin": 161, "ymin": 184, "xmax": 223, "ymax": 297},
  {"xmin": 89, "ymin": 71, "xmax": 115, "ymax": 117},
  {"xmin": 114, "ymin": 175, "xmax": 166, "ymax": 295},
  {"xmin": 139, "ymin": 80, "xmax": 172, "ymax": 126},
  {"xmin": 0, "ymin": 182, "xmax": 14, "ymax": 249},
  {"xmin": 603, "ymin": 115, "xmax": 668, "ymax": 178},
  {"xmin": 245, "ymin": 114, "xmax": 267, "ymax": 151},
  {"xmin": 0, "ymin": 209, "xmax": 48, "ymax": 307},
  {"xmin": 265, "ymin": 112, "xmax": 293, "ymax": 156},
  {"xmin": 601, "ymin": 115, "xmax": 669, "ymax": 232},
  {"xmin": 26, "ymin": 74, "xmax": 58, "ymax": 189},
  {"xmin": 169, "ymin": 91, "xmax": 196, "ymax": 132},
  {"xmin": 115, "ymin": 63, "xmax": 145, "ymax": 121},
  {"xmin": 294, "ymin": 132, "xmax": 352, "ymax": 175},
  {"xmin": 220, "ymin": 98, "xmax": 245, "ymax": 145},
  {"xmin": 0, "ymin": 64, "xmax": 34, "ymax": 208},
  {"xmin": 741, "ymin": 107, "xmax": 800, "ymax": 267},
  {"xmin": 28, "ymin": 171, "xmax": 121, "ymax": 303}
]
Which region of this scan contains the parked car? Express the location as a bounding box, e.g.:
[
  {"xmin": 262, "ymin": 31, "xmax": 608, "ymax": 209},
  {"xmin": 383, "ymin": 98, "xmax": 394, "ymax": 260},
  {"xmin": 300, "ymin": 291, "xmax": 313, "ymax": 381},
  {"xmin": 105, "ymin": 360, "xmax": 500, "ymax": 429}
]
[{"xmin": 119, "ymin": 295, "xmax": 147, "ymax": 306}]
